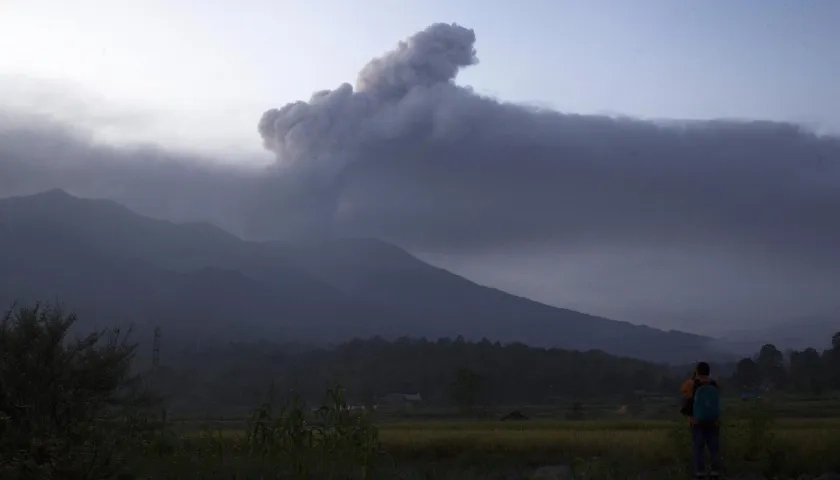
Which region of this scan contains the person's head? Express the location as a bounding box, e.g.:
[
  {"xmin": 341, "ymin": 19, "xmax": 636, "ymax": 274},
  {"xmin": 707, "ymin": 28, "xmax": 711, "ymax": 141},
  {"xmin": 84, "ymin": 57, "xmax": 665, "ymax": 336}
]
[{"xmin": 695, "ymin": 362, "xmax": 711, "ymax": 376}]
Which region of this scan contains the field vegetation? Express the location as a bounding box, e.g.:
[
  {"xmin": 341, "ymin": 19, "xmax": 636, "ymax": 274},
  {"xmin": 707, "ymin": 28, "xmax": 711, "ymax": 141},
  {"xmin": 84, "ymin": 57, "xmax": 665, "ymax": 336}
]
[{"xmin": 3, "ymin": 304, "xmax": 840, "ymax": 479}]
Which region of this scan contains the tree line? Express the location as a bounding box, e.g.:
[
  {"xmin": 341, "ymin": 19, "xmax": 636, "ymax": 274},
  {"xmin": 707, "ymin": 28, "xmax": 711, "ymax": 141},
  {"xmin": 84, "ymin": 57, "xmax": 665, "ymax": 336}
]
[
  {"xmin": 152, "ymin": 335, "xmax": 680, "ymax": 412},
  {"xmin": 732, "ymin": 333, "xmax": 840, "ymax": 394},
  {"xmin": 153, "ymin": 332, "xmax": 840, "ymax": 413}
]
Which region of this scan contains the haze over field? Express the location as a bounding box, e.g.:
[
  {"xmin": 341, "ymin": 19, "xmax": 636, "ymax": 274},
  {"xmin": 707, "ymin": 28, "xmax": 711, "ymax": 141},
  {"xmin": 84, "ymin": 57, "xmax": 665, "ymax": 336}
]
[{"xmin": 1, "ymin": 1, "xmax": 839, "ymax": 343}]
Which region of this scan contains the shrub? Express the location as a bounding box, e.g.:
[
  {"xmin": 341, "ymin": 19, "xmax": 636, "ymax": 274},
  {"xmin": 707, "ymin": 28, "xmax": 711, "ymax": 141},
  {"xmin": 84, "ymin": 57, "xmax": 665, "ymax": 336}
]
[
  {"xmin": 245, "ymin": 384, "xmax": 381, "ymax": 478},
  {"xmin": 0, "ymin": 304, "xmax": 152, "ymax": 479}
]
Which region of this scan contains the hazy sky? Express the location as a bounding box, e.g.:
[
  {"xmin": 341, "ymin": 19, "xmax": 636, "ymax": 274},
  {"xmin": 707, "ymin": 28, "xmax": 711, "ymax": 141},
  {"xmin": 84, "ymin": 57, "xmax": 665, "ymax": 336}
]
[
  {"xmin": 2, "ymin": 0, "xmax": 838, "ymax": 155},
  {"xmin": 2, "ymin": 1, "xmax": 839, "ymax": 337}
]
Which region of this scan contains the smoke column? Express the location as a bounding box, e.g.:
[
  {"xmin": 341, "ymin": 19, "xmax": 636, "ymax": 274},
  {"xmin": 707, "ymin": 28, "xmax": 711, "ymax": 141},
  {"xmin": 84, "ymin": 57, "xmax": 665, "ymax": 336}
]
[{"xmin": 258, "ymin": 23, "xmax": 478, "ymax": 178}]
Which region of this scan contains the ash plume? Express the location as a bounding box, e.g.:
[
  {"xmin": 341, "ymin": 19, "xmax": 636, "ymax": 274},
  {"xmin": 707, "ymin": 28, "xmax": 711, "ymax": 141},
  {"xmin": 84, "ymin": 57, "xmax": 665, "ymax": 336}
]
[
  {"xmin": 256, "ymin": 23, "xmax": 840, "ymax": 258},
  {"xmin": 258, "ymin": 23, "xmax": 479, "ymax": 176}
]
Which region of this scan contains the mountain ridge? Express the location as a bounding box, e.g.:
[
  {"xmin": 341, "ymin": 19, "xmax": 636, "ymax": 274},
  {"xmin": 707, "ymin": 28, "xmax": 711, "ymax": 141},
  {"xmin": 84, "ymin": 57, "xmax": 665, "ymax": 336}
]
[{"xmin": 0, "ymin": 189, "xmax": 718, "ymax": 362}]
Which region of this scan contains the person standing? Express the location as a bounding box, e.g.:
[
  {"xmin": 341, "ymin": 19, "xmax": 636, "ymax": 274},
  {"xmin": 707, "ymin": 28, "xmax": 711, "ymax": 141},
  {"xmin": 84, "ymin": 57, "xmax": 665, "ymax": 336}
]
[{"xmin": 681, "ymin": 361, "xmax": 722, "ymax": 479}]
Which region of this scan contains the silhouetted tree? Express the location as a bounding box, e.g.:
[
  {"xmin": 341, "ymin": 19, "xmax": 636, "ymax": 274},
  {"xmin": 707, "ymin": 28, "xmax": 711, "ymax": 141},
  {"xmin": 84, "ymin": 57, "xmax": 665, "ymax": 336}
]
[
  {"xmin": 0, "ymin": 304, "xmax": 152, "ymax": 479},
  {"xmin": 829, "ymin": 332, "xmax": 840, "ymax": 389},
  {"xmin": 757, "ymin": 344, "xmax": 783, "ymax": 369},
  {"xmin": 734, "ymin": 357, "xmax": 762, "ymax": 390},
  {"xmin": 789, "ymin": 348, "xmax": 825, "ymax": 394},
  {"xmin": 757, "ymin": 344, "xmax": 787, "ymax": 389},
  {"xmin": 450, "ymin": 367, "xmax": 483, "ymax": 412}
]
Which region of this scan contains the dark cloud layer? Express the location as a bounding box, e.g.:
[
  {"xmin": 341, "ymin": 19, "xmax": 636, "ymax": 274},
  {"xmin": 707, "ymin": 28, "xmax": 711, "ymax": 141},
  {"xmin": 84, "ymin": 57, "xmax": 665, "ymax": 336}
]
[
  {"xmin": 0, "ymin": 111, "xmax": 255, "ymax": 232},
  {"xmin": 254, "ymin": 23, "xmax": 840, "ymax": 262},
  {"xmin": 2, "ymin": 23, "xmax": 840, "ymax": 332}
]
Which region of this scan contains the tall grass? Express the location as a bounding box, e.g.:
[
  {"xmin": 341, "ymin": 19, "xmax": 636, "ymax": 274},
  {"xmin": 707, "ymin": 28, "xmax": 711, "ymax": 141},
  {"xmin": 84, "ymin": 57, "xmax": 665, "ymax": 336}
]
[
  {"xmin": 125, "ymin": 393, "xmax": 840, "ymax": 479},
  {"xmin": 128, "ymin": 385, "xmax": 381, "ymax": 479}
]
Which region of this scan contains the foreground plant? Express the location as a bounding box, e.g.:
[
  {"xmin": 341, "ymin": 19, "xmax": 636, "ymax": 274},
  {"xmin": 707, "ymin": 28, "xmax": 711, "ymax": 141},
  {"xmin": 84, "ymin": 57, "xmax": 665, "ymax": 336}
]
[
  {"xmin": 245, "ymin": 384, "xmax": 381, "ymax": 478},
  {"xmin": 0, "ymin": 303, "xmax": 156, "ymax": 479}
]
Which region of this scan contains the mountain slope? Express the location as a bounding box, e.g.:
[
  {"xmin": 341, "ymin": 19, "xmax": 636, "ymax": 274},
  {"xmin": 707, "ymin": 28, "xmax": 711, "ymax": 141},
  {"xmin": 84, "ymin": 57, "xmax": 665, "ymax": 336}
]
[
  {"xmin": 0, "ymin": 190, "xmax": 399, "ymax": 345},
  {"xmin": 269, "ymin": 238, "xmax": 714, "ymax": 360},
  {"xmin": 0, "ymin": 190, "xmax": 716, "ymax": 362}
]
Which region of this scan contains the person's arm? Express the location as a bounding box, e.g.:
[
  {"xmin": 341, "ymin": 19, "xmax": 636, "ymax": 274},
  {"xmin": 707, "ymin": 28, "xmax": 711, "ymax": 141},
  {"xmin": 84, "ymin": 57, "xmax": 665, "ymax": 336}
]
[{"xmin": 680, "ymin": 379, "xmax": 693, "ymax": 399}]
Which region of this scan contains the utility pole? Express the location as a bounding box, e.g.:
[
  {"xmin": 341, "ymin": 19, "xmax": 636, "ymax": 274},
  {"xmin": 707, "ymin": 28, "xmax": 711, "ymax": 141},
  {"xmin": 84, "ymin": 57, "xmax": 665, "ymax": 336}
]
[{"xmin": 152, "ymin": 326, "xmax": 161, "ymax": 373}]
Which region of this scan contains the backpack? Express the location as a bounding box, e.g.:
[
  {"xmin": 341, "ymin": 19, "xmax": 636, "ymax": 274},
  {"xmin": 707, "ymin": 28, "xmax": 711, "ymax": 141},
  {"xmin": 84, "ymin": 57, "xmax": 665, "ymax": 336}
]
[{"xmin": 691, "ymin": 379, "xmax": 720, "ymax": 423}]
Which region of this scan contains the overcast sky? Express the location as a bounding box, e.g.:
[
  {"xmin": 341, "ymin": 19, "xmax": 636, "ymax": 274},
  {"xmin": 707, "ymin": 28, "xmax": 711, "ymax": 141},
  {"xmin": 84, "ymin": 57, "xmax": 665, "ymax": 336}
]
[
  {"xmin": 1, "ymin": 1, "xmax": 839, "ymax": 335},
  {"xmin": 2, "ymin": 0, "xmax": 839, "ymax": 152}
]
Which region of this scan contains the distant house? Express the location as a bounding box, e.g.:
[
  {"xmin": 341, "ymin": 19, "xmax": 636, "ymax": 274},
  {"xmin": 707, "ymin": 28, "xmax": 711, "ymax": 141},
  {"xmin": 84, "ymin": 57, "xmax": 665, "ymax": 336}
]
[{"xmin": 378, "ymin": 393, "xmax": 424, "ymax": 409}]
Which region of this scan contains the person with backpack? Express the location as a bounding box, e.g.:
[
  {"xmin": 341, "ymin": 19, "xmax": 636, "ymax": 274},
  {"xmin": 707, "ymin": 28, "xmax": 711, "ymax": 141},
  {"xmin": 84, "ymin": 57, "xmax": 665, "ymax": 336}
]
[{"xmin": 680, "ymin": 361, "xmax": 722, "ymax": 479}]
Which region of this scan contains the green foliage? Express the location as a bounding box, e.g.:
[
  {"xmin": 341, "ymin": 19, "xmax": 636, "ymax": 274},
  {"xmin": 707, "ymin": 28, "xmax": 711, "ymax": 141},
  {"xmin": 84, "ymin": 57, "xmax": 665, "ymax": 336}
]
[
  {"xmin": 4, "ymin": 301, "xmax": 839, "ymax": 479},
  {"xmin": 155, "ymin": 336, "xmax": 676, "ymax": 411},
  {"xmin": 728, "ymin": 397, "xmax": 779, "ymax": 475},
  {"xmin": 242, "ymin": 384, "xmax": 380, "ymax": 478},
  {"xmin": 0, "ymin": 303, "xmax": 154, "ymax": 479},
  {"xmin": 145, "ymin": 330, "xmax": 840, "ymax": 419},
  {"xmin": 790, "ymin": 348, "xmax": 826, "ymax": 395},
  {"xmin": 123, "ymin": 397, "xmax": 840, "ymax": 478},
  {"xmin": 124, "ymin": 384, "xmax": 380, "ymax": 478},
  {"xmin": 757, "ymin": 343, "xmax": 789, "ymax": 389},
  {"xmin": 734, "ymin": 357, "xmax": 762, "ymax": 389},
  {"xmin": 731, "ymin": 331, "xmax": 840, "ymax": 395},
  {"xmin": 450, "ymin": 367, "xmax": 483, "ymax": 413}
]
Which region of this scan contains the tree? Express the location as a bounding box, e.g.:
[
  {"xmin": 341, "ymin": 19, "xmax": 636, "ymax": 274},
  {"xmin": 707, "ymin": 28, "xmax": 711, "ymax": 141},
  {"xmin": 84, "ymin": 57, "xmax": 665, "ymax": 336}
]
[
  {"xmin": 734, "ymin": 357, "xmax": 762, "ymax": 390},
  {"xmin": 756, "ymin": 344, "xmax": 787, "ymax": 389},
  {"xmin": 450, "ymin": 367, "xmax": 483, "ymax": 412},
  {"xmin": 789, "ymin": 348, "xmax": 825, "ymax": 395},
  {"xmin": 829, "ymin": 332, "xmax": 840, "ymax": 389},
  {"xmin": 0, "ymin": 304, "xmax": 151, "ymax": 479},
  {"xmin": 757, "ymin": 344, "xmax": 783, "ymax": 369}
]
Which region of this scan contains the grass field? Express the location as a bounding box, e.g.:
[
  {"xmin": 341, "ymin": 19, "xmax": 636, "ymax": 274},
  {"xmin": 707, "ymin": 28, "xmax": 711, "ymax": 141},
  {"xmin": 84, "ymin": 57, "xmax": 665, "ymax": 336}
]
[
  {"xmin": 378, "ymin": 417, "xmax": 840, "ymax": 472},
  {"xmin": 132, "ymin": 396, "xmax": 840, "ymax": 479}
]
